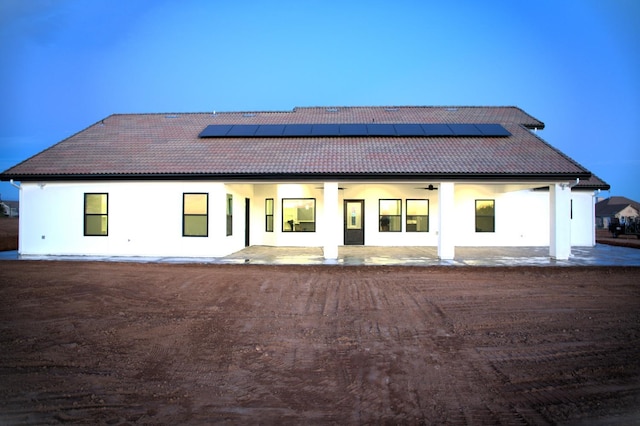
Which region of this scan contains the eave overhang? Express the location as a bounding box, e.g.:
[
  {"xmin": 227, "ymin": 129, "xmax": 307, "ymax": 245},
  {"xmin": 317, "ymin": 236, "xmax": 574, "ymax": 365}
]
[{"xmin": 1, "ymin": 171, "xmax": 592, "ymax": 183}]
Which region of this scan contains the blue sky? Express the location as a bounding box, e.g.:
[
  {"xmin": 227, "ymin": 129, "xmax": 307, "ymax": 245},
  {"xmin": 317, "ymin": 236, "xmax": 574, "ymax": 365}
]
[{"xmin": 1, "ymin": 0, "xmax": 639, "ymax": 202}]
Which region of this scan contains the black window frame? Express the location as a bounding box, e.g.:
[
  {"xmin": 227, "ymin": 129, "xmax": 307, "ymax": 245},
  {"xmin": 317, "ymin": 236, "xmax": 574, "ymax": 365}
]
[
  {"xmin": 282, "ymin": 198, "xmax": 316, "ymax": 232},
  {"xmin": 84, "ymin": 193, "xmax": 108, "ymax": 236},
  {"xmin": 379, "ymin": 199, "xmax": 402, "ymax": 232},
  {"xmin": 183, "ymin": 193, "xmax": 209, "ymax": 237},
  {"xmin": 226, "ymin": 194, "xmax": 233, "ymax": 236},
  {"xmin": 406, "ymin": 199, "xmax": 429, "ymax": 232},
  {"xmin": 265, "ymin": 198, "xmax": 274, "ymax": 232},
  {"xmin": 475, "ymin": 199, "xmax": 495, "ymax": 233}
]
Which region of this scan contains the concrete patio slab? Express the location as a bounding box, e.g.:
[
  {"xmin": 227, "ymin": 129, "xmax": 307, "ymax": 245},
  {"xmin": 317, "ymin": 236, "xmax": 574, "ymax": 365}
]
[{"xmin": 2, "ymin": 244, "xmax": 639, "ymax": 266}]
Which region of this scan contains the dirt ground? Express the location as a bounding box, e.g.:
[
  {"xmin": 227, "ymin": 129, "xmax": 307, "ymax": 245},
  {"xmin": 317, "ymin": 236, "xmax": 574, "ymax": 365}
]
[
  {"xmin": 0, "ymin": 218, "xmax": 18, "ymax": 251},
  {"xmin": 1, "ymin": 262, "xmax": 639, "ymax": 424}
]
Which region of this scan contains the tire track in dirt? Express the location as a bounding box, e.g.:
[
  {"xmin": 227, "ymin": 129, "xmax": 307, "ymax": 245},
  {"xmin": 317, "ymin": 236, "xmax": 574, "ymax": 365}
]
[{"xmin": 1, "ymin": 263, "xmax": 639, "ymax": 424}]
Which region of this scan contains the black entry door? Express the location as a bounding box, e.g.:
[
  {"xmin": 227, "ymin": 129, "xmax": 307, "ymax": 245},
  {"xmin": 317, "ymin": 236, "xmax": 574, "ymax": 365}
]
[
  {"xmin": 245, "ymin": 198, "xmax": 250, "ymax": 247},
  {"xmin": 344, "ymin": 200, "xmax": 364, "ymax": 245}
]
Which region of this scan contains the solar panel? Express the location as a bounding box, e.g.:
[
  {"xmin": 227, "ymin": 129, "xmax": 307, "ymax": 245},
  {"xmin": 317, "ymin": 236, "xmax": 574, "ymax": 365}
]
[
  {"xmin": 394, "ymin": 124, "xmax": 425, "ymax": 136},
  {"xmin": 254, "ymin": 125, "xmax": 286, "ymax": 136},
  {"xmin": 283, "ymin": 124, "xmax": 313, "ymax": 136},
  {"xmin": 199, "ymin": 125, "xmax": 233, "ymax": 137},
  {"xmin": 475, "ymin": 123, "xmax": 511, "ymax": 136},
  {"xmin": 226, "ymin": 125, "xmax": 259, "ymax": 137},
  {"xmin": 448, "ymin": 124, "xmax": 483, "ymax": 136},
  {"xmin": 199, "ymin": 123, "xmax": 511, "ymax": 138},
  {"xmin": 340, "ymin": 124, "xmax": 368, "ymax": 136},
  {"xmin": 366, "ymin": 124, "xmax": 396, "ymax": 136},
  {"xmin": 312, "ymin": 124, "xmax": 340, "ymax": 136},
  {"xmin": 421, "ymin": 124, "xmax": 454, "ymax": 136}
]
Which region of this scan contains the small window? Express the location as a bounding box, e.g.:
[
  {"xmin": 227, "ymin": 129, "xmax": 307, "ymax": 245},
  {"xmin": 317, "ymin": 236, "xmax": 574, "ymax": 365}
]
[
  {"xmin": 183, "ymin": 193, "xmax": 208, "ymax": 237},
  {"xmin": 265, "ymin": 198, "xmax": 274, "ymax": 232},
  {"xmin": 475, "ymin": 200, "xmax": 495, "ymax": 232},
  {"xmin": 84, "ymin": 193, "xmax": 108, "ymax": 236},
  {"xmin": 406, "ymin": 199, "xmax": 429, "ymax": 232},
  {"xmin": 226, "ymin": 194, "xmax": 233, "ymax": 236},
  {"xmin": 379, "ymin": 199, "xmax": 401, "ymax": 232},
  {"xmin": 282, "ymin": 198, "xmax": 315, "ymax": 232}
]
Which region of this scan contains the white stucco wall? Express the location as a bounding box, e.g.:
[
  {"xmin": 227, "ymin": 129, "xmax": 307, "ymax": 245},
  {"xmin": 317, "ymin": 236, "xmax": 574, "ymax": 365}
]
[
  {"xmin": 571, "ymin": 191, "xmax": 597, "ymax": 246},
  {"xmin": 18, "ymin": 180, "xmax": 595, "ymax": 258},
  {"xmin": 19, "ymin": 181, "xmax": 253, "ymax": 258}
]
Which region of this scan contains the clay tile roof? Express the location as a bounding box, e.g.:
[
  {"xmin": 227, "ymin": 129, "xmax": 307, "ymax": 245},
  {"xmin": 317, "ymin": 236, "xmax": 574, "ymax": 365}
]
[{"xmin": 1, "ymin": 106, "xmax": 599, "ymax": 182}]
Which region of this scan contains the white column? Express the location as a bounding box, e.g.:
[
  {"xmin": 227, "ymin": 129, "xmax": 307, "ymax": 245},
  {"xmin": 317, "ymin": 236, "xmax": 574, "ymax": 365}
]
[
  {"xmin": 323, "ymin": 182, "xmax": 339, "ymax": 259},
  {"xmin": 549, "ymin": 183, "xmax": 572, "ymax": 259},
  {"xmin": 438, "ymin": 182, "xmax": 455, "ymax": 260}
]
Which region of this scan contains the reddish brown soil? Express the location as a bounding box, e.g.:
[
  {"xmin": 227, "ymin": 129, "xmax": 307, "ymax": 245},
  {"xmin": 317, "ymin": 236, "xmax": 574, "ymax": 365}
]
[
  {"xmin": 1, "ymin": 262, "xmax": 639, "ymax": 424},
  {"xmin": 0, "ymin": 218, "xmax": 18, "ymax": 251}
]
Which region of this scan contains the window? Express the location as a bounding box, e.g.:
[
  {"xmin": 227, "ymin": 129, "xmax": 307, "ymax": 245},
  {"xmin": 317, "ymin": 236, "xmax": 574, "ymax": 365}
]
[
  {"xmin": 84, "ymin": 193, "xmax": 108, "ymax": 236},
  {"xmin": 282, "ymin": 198, "xmax": 315, "ymax": 232},
  {"xmin": 379, "ymin": 199, "xmax": 401, "ymax": 232},
  {"xmin": 265, "ymin": 198, "xmax": 274, "ymax": 232},
  {"xmin": 226, "ymin": 194, "xmax": 233, "ymax": 236},
  {"xmin": 183, "ymin": 193, "xmax": 208, "ymax": 237},
  {"xmin": 406, "ymin": 199, "xmax": 429, "ymax": 232},
  {"xmin": 475, "ymin": 200, "xmax": 495, "ymax": 232}
]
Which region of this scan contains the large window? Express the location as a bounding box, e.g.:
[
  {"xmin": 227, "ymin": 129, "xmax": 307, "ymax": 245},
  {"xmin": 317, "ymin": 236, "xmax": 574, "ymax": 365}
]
[
  {"xmin": 84, "ymin": 193, "xmax": 108, "ymax": 236},
  {"xmin": 475, "ymin": 200, "xmax": 495, "ymax": 232},
  {"xmin": 183, "ymin": 193, "xmax": 208, "ymax": 237},
  {"xmin": 282, "ymin": 198, "xmax": 316, "ymax": 232},
  {"xmin": 226, "ymin": 194, "xmax": 233, "ymax": 236},
  {"xmin": 265, "ymin": 198, "xmax": 274, "ymax": 232},
  {"xmin": 406, "ymin": 199, "xmax": 429, "ymax": 232},
  {"xmin": 379, "ymin": 199, "xmax": 401, "ymax": 232}
]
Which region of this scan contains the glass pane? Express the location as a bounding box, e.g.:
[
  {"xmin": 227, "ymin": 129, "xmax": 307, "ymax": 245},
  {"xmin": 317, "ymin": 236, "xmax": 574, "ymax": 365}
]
[
  {"xmin": 407, "ymin": 215, "xmax": 429, "ymax": 232},
  {"xmin": 407, "ymin": 199, "xmax": 428, "ymax": 216},
  {"xmin": 416, "ymin": 216, "xmax": 429, "ymax": 232},
  {"xmin": 346, "ymin": 202, "xmax": 362, "ymax": 229},
  {"xmin": 380, "ymin": 199, "xmax": 401, "ymax": 215},
  {"xmin": 476, "ymin": 200, "xmax": 494, "ymax": 215},
  {"xmin": 476, "ymin": 216, "xmax": 495, "ymax": 232},
  {"xmin": 85, "ymin": 215, "xmax": 107, "ymax": 235},
  {"xmin": 184, "ymin": 215, "xmax": 207, "ymax": 236},
  {"xmin": 266, "ymin": 215, "xmax": 274, "ymax": 232},
  {"xmin": 184, "ymin": 194, "xmax": 207, "ymax": 214},
  {"xmin": 265, "ymin": 198, "xmax": 274, "ymax": 215},
  {"xmin": 476, "ymin": 200, "xmax": 495, "ymax": 232},
  {"xmin": 282, "ymin": 199, "xmax": 315, "ymax": 232},
  {"xmin": 227, "ymin": 194, "xmax": 233, "ymax": 215},
  {"xmin": 388, "ymin": 216, "xmax": 401, "ymax": 232},
  {"xmin": 85, "ymin": 194, "xmax": 107, "ymax": 214}
]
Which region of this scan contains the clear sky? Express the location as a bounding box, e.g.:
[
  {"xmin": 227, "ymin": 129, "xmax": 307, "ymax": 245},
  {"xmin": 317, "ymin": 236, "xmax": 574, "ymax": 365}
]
[{"xmin": 1, "ymin": 0, "xmax": 639, "ymax": 202}]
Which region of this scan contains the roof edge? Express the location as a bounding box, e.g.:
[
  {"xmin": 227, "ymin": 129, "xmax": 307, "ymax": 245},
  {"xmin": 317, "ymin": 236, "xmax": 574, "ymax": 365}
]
[{"xmin": 1, "ymin": 171, "xmax": 593, "ymax": 183}]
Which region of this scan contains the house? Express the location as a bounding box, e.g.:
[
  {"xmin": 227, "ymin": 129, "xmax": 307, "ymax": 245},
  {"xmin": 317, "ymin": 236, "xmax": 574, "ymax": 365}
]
[
  {"xmin": 595, "ymin": 196, "xmax": 640, "ymax": 229},
  {"xmin": 0, "ymin": 200, "xmax": 19, "ymax": 217},
  {"xmin": 0, "ymin": 106, "xmax": 610, "ymax": 260}
]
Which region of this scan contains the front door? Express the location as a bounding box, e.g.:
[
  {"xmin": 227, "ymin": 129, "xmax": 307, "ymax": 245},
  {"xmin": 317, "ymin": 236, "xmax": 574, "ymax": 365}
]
[{"xmin": 344, "ymin": 200, "xmax": 364, "ymax": 245}]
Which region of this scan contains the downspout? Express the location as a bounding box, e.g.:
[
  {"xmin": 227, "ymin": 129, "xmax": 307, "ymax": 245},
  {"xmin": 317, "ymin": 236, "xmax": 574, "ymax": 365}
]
[
  {"xmin": 9, "ymin": 179, "xmax": 21, "ymax": 190},
  {"xmin": 592, "ymin": 189, "xmax": 601, "ymax": 246}
]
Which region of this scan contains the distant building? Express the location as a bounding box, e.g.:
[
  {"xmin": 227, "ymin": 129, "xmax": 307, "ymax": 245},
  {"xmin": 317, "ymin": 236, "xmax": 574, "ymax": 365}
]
[
  {"xmin": 0, "ymin": 106, "xmax": 610, "ymax": 260},
  {"xmin": 595, "ymin": 196, "xmax": 640, "ymax": 229},
  {"xmin": 0, "ymin": 200, "xmax": 19, "ymax": 217}
]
